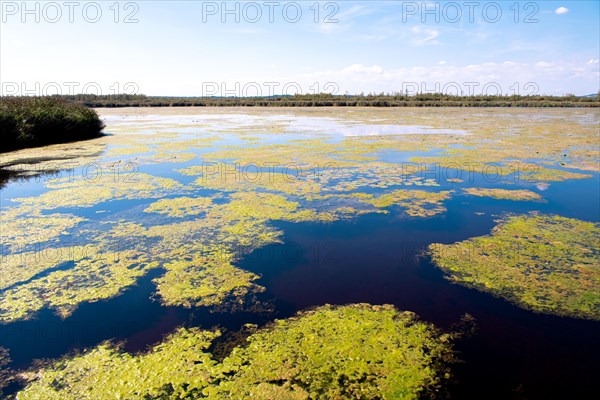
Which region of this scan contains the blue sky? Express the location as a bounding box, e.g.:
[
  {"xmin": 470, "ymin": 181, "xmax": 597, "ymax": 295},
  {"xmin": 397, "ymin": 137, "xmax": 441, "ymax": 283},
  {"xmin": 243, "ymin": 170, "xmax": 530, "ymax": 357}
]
[{"xmin": 1, "ymin": 1, "xmax": 598, "ymax": 95}]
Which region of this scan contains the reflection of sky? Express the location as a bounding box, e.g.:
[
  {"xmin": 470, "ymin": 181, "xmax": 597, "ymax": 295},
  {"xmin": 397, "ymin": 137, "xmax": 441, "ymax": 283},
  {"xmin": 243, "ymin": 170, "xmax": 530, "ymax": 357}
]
[
  {"xmin": 290, "ymin": 122, "xmax": 468, "ymax": 136},
  {"xmin": 102, "ymin": 113, "xmax": 469, "ymax": 137}
]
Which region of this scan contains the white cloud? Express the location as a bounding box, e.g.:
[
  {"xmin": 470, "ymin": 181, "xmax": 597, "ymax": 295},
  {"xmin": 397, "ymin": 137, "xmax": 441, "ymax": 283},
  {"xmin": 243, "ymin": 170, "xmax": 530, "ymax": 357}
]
[
  {"xmin": 296, "ymin": 60, "xmax": 600, "ymax": 96},
  {"xmin": 555, "ymin": 7, "xmax": 569, "ymax": 15},
  {"xmin": 342, "ymin": 64, "xmax": 384, "ymax": 74}
]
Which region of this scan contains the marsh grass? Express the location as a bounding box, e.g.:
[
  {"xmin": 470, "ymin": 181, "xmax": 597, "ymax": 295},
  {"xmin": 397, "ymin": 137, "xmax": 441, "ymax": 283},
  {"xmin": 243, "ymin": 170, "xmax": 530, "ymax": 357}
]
[{"xmin": 0, "ymin": 97, "xmax": 104, "ymax": 152}]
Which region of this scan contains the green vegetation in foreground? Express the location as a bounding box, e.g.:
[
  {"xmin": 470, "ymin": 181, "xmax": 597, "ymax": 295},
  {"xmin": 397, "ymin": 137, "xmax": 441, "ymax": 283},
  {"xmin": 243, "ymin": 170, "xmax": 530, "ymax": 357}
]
[
  {"xmin": 209, "ymin": 304, "xmax": 455, "ymax": 399},
  {"xmin": 0, "ymin": 97, "xmax": 104, "ymax": 152},
  {"xmin": 429, "ymin": 215, "xmax": 600, "ymax": 320},
  {"xmin": 61, "ymin": 93, "xmax": 600, "ymax": 107},
  {"xmin": 463, "ymin": 188, "xmax": 543, "ymax": 201},
  {"xmin": 17, "ymin": 304, "xmax": 456, "ymax": 400}
]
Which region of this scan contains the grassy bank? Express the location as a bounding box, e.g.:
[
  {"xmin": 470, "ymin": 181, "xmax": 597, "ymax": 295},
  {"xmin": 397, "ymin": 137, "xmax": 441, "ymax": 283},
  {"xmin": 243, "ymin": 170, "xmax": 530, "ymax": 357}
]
[
  {"xmin": 62, "ymin": 93, "xmax": 600, "ymax": 107},
  {"xmin": 0, "ymin": 97, "xmax": 104, "ymax": 152}
]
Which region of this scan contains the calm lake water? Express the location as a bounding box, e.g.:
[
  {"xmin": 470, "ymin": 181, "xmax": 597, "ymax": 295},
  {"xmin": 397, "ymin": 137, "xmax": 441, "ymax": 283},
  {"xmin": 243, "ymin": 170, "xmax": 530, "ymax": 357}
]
[{"xmin": 1, "ymin": 108, "xmax": 599, "ymax": 399}]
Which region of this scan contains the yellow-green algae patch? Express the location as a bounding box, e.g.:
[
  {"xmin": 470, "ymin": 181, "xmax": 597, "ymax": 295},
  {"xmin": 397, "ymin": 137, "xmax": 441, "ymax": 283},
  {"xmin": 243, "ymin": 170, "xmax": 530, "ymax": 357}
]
[
  {"xmin": 13, "ymin": 173, "xmax": 182, "ymax": 210},
  {"xmin": 18, "ymin": 304, "xmax": 455, "ymax": 400},
  {"xmin": 155, "ymin": 247, "xmax": 265, "ymax": 309},
  {"xmin": 85, "ymin": 219, "xmax": 271, "ymax": 312},
  {"xmin": 208, "ymin": 192, "xmax": 345, "ymax": 224},
  {"xmin": 143, "ymin": 191, "xmax": 376, "ymax": 309},
  {"xmin": 0, "ymin": 245, "xmax": 94, "ymax": 291},
  {"xmin": 17, "ymin": 328, "xmax": 221, "ymax": 400},
  {"xmin": 0, "ymin": 249, "xmax": 158, "ymax": 322},
  {"xmin": 144, "ymin": 196, "xmax": 214, "ymax": 217},
  {"xmin": 0, "ymin": 184, "xmax": 454, "ymax": 322},
  {"xmin": 210, "ymin": 304, "xmax": 455, "ymax": 400},
  {"xmin": 463, "ymin": 188, "xmax": 543, "ymax": 201},
  {"xmin": 182, "ymin": 167, "xmax": 323, "ymax": 197},
  {"xmin": 0, "ymin": 211, "xmax": 272, "ymax": 322},
  {"xmin": 429, "ymin": 215, "xmax": 600, "ymax": 320},
  {"xmin": 0, "ymin": 210, "xmax": 85, "ymax": 250},
  {"xmin": 364, "ymin": 190, "xmax": 453, "ymax": 217},
  {"xmin": 0, "ymin": 138, "xmax": 106, "ymax": 180}
]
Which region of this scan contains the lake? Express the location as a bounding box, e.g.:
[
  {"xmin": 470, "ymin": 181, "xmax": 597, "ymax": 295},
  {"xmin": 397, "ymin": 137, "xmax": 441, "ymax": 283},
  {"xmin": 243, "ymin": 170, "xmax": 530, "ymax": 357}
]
[{"xmin": 1, "ymin": 107, "xmax": 599, "ymax": 399}]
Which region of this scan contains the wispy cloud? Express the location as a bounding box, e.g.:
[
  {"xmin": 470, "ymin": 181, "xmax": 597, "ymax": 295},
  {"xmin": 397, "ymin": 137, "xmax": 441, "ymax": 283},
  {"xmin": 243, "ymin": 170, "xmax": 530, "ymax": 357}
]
[
  {"xmin": 555, "ymin": 7, "xmax": 570, "ymax": 15},
  {"xmin": 410, "ymin": 26, "xmax": 440, "ymax": 46},
  {"xmin": 315, "ymin": 4, "xmax": 374, "ymax": 35}
]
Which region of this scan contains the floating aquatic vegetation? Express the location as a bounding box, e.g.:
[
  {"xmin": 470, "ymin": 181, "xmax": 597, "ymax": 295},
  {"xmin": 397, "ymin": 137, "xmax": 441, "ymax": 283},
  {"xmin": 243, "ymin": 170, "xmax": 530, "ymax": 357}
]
[
  {"xmin": 0, "ymin": 210, "xmax": 85, "ymax": 251},
  {"xmin": 0, "ymin": 208, "xmax": 278, "ymax": 322},
  {"xmin": 365, "ymin": 190, "xmax": 453, "ymax": 217},
  {"xmin": 144, "ymin": 196, "xmax": 213, "ymax": 218},
  {"xmin": 463, "ymin": 188, "xmax": 543, "ymax": 201},
  {"xmin": 155, "ymin": 248, "xmax": 265, "ymax": 309},
  {"xmin": 322, "ymin": 168, "xmax": 439, "ymax": 193},
  {"xmin": 183, "ymin": 167, "xmax": 324, "ymax": 197},
  {"xmin": 105, "ymin": 143, "xmax": 153, "ymax": 156},
  {"xmin": 17, "ymin": 328, "xmax": 221, "ymax": 400},
  {"xmin": 0, "ymin": 139, "xmax": 106, "ymax": 184},
  {"xmin": 210, "ymin": 304, "xmax": 456, "ymax": 399},
  {"xmin": 13, "ymin": 173, "xmax": 182, "ymax": 210},
  {"xmin": 213, "ymin": 192, "xmax": 298, "ymax": 220},
  {"xmin": 217, "ymin": 218, "xmax": 284, "ymax": 248},
  {"xmin": 88, "ymin": 215, "xmax": 275, "ymax": 311},
  {"xmin": 200, "ymin": 140, "xmax": 345, "ymax": 168},
  {"xmin": 429, "ymin": 215, "xmax": 600, "ymax": 320},
  {"xmin": 3, "ymin": 173, "xmax": 380, "ymax": 318},
  {"xmin": 511, "ymin": 163, "xmax": 592, "ymax": 182},
  {"xmin": 136, "ymin": 152, "xmax": 198, "ymax": 164},
  {"xmin": 18, "ymin": 304, "xmax": 455, "ymax": 400},
  {"xmin": 0, "ymin": 249, "xmax": 158, "ymax": 322},
  {"xmin": 0, "ymin": 245, "xmax": 94, "ymax": 291}
]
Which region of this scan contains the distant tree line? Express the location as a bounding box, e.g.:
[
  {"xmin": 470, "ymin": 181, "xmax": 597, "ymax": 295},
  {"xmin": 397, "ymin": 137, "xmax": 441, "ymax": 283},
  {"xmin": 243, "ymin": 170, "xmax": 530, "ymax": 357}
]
[{"xmin": 54, "ymin": 93, "xmax": 600, "ymax": 108}]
